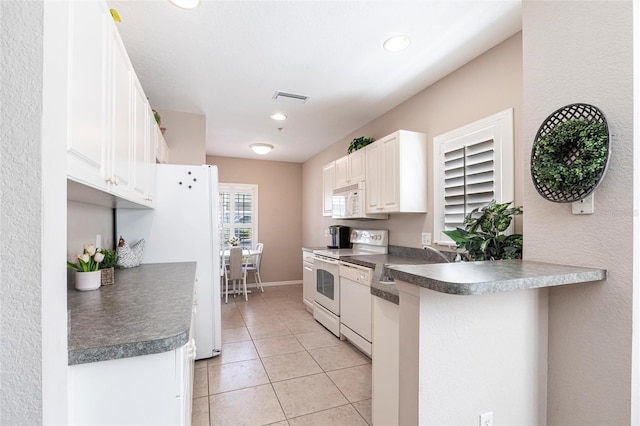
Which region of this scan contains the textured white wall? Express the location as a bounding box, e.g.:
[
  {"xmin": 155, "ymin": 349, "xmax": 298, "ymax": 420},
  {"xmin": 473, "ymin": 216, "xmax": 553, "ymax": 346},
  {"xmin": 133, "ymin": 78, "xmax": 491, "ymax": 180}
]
[
  {"xmin": 0, "ymin": 1, "xmax": 44, "ymax": 423},
  {"xmin": 633, "ymin": 3, "xmax": 640, "ymax": 423},
  {"xmin": 418, "ymin": 288, "xmax": 547, "ymax": 424},
  {"xmin": 522, "ymin": 1, "xmax": 633, "ymax": 423}
]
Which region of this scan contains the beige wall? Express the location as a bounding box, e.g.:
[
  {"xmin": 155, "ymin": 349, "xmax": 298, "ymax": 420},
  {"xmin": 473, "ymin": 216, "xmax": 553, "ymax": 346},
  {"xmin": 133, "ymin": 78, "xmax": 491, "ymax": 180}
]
[
  {"xmin": 67, "ymin": 201, "xmax": 115, "ymax": 258},
  {"xmin": 158, "ymin": 109, "xmax": 206, "ymax": 166},
  {"xmin": 302, "ymin": 33, "xmax": 523, "ymax": 248},
  {"xmin": 523, "ymin": 1, "xmax": 633, "ymax": 423},
  {"xmin": 207, "ymin": 155, "xmax": 303, "ymax": 283}
]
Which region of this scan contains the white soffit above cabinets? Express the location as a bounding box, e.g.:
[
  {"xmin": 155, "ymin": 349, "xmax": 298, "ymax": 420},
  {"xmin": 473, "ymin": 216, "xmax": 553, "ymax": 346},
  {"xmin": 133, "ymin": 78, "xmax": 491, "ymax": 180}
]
[{"xmin": 108, "ymin": 0, "xmax": 521, "ymax": 163}]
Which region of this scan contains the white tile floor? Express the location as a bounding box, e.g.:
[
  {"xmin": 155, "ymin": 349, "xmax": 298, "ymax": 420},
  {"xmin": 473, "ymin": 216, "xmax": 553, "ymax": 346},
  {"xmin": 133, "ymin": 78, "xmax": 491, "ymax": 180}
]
[{"xmin": 192, "ymin": 284, "xmax": 372, "ymax": 426}]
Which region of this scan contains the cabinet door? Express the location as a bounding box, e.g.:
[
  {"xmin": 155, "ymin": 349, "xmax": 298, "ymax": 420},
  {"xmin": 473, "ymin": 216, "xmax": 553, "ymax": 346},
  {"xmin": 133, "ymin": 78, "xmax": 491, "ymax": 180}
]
[
  {"xmin": 334, "ymin": 156, "xmax": 349, "ymax": 188},
  {"xmin": 381, "ymin": 135, "xmax": 400, "ymax": 211},
  {"xmin": 303, "ymin": 259, "xmax": 314, "ymax": 309},
  {"xmin": 365, "ymin": 142, "xmax": 381, "ymax": 212},
  {"xmin": 131, "ymin": 76, "xmax": 151, "ymax": 204},
  {"xmin": 349, "ymin": 149, "xmax": 366, "ymax": 183},
  {"xmin": 372, "ymin": 297, "xmax": 399, "ymax": 425},
  {"xmin": 322, "ymin": 162, "xmax": 336, "ymax": 216},
  {"xmin": 67, "ymin": 0, "xmax": 109, "ymax": 189},
  {"xmin": 145, "ymin": 124, "xmax": 159, "ymax": 204},
  {"xmin": 108, "ymin": 25, "xmax": 132, "ymax": 197}
]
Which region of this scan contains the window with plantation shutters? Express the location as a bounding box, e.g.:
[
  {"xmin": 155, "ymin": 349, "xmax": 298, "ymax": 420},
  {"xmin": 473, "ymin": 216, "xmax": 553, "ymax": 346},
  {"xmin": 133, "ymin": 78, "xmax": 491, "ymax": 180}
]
[
  {"xmin": 219, "ymin": 183, "xmax": 259, "ymax": 249},
  {"xmin": 434, "ymin": 109, "xmax": 514, "ymax": 245}
]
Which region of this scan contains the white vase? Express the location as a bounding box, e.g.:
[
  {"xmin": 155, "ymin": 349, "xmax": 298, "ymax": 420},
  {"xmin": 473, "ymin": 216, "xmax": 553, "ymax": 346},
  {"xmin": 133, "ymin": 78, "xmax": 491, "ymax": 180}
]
[{"xmin": 75, "ymin": 270, "xmax": 101, "ymax": 291}]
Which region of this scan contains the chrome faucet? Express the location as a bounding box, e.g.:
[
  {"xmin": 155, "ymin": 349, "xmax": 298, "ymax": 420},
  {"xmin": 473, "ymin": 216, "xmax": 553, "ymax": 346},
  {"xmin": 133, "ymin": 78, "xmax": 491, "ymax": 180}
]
[{"xmin": 423, "ymin": 245, "xmax": 451, "ymax": 263}]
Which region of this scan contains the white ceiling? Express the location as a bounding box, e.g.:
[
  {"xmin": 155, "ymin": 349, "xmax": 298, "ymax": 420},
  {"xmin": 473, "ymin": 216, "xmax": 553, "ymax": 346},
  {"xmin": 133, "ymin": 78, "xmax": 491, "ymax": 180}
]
[{"xmin": 108, "ymin": 0, "xmax": 522, "ymax": 163}]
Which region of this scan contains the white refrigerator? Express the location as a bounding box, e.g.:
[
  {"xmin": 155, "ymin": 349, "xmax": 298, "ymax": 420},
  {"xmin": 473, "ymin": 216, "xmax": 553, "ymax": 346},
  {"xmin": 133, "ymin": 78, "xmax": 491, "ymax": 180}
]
[{"xmin": 116, "ymin": 164, "xmax": 222, "ymax": 360}]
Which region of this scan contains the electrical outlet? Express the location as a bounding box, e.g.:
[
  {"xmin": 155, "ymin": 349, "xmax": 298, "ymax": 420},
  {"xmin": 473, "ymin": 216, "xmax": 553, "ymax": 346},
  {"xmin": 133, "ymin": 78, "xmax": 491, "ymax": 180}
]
[
  {"xmin": 421, "ymin": 232, "xmax": 431, "ymax": 247},
  {"xmin": 479, "ymin": 411, "xmax": 493, "ymax": 426}
]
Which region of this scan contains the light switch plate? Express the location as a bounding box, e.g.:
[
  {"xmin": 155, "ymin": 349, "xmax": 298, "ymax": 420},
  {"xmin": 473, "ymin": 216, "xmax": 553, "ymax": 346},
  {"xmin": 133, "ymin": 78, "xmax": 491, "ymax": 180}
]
[
  {"xmin": 421, "ymin": 232, "xmax": 431, "ymax": 247},
  {"xmin": 572, "ymin": 193, "xmax": 594, "ymax": 214}
]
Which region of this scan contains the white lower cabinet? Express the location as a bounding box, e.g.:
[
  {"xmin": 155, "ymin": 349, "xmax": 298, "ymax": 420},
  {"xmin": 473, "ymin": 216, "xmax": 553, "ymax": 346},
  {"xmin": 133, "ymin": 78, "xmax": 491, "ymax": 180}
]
[
  {"xmin": 68, "ymin": 340, "xmax": 195, "ymax": 426},
  {"xmin": 372, "ymin": 296, "xmax": 399, "ymax": 426},
  {"xmin": 302, "ymin": 251, "xmax": 315, "ymax": 312}
]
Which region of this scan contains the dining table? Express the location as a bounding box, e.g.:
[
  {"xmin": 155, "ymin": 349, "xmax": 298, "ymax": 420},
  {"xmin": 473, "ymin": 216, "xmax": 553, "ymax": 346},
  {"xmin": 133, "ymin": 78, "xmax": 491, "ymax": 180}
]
[{"xmin": 220, "ymin": 248, "xmax": 259, "ymax": 259}]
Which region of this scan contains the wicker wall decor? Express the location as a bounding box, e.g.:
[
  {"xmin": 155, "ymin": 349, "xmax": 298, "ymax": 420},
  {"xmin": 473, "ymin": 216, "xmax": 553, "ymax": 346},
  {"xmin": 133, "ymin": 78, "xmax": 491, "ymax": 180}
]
[{"xmin": 530, "ymin": 103, "xmax": 610, "ymax": 203}]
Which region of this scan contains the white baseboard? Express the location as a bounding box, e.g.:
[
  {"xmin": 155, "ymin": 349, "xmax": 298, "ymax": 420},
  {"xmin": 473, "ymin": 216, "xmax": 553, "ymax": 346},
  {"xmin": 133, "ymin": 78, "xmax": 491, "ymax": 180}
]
[{"xmin": 248, "ymin": 280, "xmax": 302, "ymax": 288}]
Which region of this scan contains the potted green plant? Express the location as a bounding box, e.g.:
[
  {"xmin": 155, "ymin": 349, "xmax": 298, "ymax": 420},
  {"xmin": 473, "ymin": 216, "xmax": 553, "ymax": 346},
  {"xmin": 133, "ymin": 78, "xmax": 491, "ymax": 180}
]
[
  {"xmin": 443, "ymin": 200, "xmax": 523, "ymax": 261},
  {"xmin": 98, "ymin": 248, "xmax": 119, "ymax": 286},
  {"xmin": 152, "ymin": 108, "xmax": 167, "ymax": 136},
  {"xmin": 347, "ymin": 136, "xmax": 375, "ymax": 154}
]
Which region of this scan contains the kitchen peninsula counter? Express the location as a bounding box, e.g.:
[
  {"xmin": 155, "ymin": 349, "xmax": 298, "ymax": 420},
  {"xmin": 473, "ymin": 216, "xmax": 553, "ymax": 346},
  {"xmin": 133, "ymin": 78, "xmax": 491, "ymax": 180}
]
[
  {"xmin": 384, "ymin": 259, "xmax": 606, "ymax": 296},
  {"xmin": 67, "ymin": 262, "xmax": 196, "ymax": 365},
  {"xmin": 343, "ymin": 254, "xmax": 436, "ymax": 305},
  {"xmin": 376, "ymin": 259, "xmax": 607, "ymax": 424},
  {"xmin": 341, "ymin": 246, "xmax": 453, "ymax": 304}
]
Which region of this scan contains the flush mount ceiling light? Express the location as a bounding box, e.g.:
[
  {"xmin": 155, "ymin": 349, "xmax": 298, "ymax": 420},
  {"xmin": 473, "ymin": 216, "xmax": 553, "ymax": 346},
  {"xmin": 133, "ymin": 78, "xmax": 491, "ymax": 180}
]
[
  {"xmin": 250, "ymin": 143, "xmax": 274, "ymax": 155},
  {"xmin": 270, "ymin": 113, "xmax": 287, "ymax": 121},
  {"xmin": 383, "ymin": 35, "xmax": 411, "ymax": 52},
  {"xmin": 168, "ymin": 0, "xmax": 200, "ymax": 9}
]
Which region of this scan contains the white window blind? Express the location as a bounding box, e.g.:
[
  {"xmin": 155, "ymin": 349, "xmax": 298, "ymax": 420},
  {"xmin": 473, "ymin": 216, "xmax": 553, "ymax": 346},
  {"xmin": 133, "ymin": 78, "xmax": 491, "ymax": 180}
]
[
  {"xmin": 443, "ymin": 139, "xmax": 495, "ymax": 231},
  {"xmin": 434, "ymin": 109, "xmax": 514, "ymax": 245},
  {"xmin": 219, "ymin": 183, "xmax": 258, "ymax": 249}
]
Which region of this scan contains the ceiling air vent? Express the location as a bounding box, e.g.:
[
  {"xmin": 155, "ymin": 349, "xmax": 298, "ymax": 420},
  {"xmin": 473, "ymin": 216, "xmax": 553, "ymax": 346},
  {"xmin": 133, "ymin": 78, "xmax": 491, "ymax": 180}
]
[{"xmin": 273, "ymin": 91, "xmax": 309, "ymax": 104}]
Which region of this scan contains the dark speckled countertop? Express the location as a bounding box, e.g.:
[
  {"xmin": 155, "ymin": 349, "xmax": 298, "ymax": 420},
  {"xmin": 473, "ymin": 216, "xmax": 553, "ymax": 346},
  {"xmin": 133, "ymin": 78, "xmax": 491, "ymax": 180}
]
[
  {"xmin": 339, "ymin": 246, "xmax": 453, "ymax": 305},
  {"xmin": 385, "ymin": 260, "xmax": 606, "ymax": 296},
  {"xmin": 67, "ymin": 262, "xmax": 196, "ymax": 365}
]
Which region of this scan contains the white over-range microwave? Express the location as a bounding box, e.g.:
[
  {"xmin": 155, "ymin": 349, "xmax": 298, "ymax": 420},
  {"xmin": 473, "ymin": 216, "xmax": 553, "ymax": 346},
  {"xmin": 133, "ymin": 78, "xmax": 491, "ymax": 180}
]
[{"xmin": 331, "ymin": 182, "xmax": 388, "ymax": 220}]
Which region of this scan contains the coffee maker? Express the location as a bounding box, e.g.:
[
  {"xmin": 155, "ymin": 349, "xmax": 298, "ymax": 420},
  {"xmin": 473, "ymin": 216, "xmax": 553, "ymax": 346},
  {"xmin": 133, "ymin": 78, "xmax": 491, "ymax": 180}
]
[{"xmin": 328, "ymin": 225, "xmax": 351, "ymax": 249}]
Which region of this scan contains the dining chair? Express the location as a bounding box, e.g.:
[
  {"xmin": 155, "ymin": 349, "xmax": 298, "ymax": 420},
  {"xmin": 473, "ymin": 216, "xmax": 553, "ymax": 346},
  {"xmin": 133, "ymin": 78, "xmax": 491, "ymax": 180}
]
[
  {"xmin": 244, "ymin": 243, "xmax": 264, "ymax": 292},
  {"xmin": 224, "ymin": 247, "xmax": 248, "ymax": 303}
]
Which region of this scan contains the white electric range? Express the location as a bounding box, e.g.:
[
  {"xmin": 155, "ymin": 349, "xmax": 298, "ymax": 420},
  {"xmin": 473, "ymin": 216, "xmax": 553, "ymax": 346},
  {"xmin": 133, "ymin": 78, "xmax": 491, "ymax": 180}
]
[{"xmin": 312, "ymin": 229, "xmax": 388, "ymax": 337}]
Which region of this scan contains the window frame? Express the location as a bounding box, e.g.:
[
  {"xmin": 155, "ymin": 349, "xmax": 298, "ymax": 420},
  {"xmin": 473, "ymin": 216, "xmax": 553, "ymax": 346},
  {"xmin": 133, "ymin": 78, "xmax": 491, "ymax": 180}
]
[
  {"xmin": 432, "ymin": 108, "xmax": 514, "ymax": 246},
  {"xmin": 219, "ymin": 183, "xmax": 259, "ymax": 249}
]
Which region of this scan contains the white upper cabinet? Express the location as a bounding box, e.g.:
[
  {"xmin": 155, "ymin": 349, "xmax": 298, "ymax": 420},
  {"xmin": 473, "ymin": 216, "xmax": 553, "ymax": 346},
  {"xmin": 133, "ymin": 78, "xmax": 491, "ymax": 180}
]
[
  {"xmin": 131, "ymin": 76, "xmax": 156, "ymax": 206},
  {"xmin": 107, "ymin": 25, "xmax": 133, "ymax": 198},
  {"xmin": 322, "ymin": 161, "xmax": 336, "ymax": 216},
  {"xmin": 365, "ymin": 130, "xmax": 427, "ymax": 213},
  {"xmin": 334, "ymin": 148, "xmax": 366, "ymax": 188},
  {"xmin": 66, "ymin": 0, "xmax": 159, "ymax": 208},
  {"xmin": 365, "ymin": 141, "xmax": 382, "ymax": 212},
  {"xmin": 66, "ymin": 0, "xmax": 109, "ymax": 190}
]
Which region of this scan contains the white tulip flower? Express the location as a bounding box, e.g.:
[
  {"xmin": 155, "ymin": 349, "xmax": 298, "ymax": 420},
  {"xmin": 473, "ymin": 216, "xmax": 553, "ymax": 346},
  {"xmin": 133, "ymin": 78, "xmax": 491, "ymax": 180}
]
[{"xmin": 84, "ymin": 244, "xmax": 96, "ymax": 256}]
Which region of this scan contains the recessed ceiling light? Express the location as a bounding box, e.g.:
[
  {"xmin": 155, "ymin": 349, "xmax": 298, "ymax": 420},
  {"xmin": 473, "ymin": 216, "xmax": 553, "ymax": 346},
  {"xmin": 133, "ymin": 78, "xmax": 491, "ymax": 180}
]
[
  {"xmin": 168, "ymin": 0, "xmax": 200, "ymax": 10},
  {"xmin": 383, "ymin": 35, "xmax": 410, "ymax": 52},
  {"xmin": 250, "ymin": 143, "xmax": 274, "ymax": 155},
  {"xmin": 270, "ymin": 113, "xmax": 287, "ymax": 121}
]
